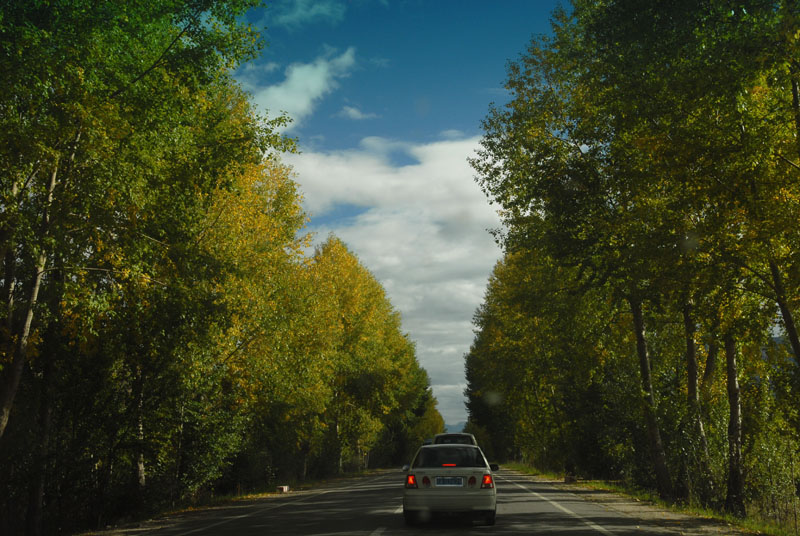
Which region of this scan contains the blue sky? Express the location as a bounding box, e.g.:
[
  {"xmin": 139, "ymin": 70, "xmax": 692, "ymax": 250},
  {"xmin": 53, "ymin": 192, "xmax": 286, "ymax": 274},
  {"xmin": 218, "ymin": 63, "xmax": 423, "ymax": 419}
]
[{"xmin": 236, "ymin": 0, "xmax": 563, "ymax": 426}]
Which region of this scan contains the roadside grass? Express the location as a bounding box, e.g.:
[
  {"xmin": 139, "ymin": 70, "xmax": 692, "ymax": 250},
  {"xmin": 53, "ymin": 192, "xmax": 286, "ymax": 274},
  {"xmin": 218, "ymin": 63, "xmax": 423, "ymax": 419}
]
[
  {"xmin": 163, "ymin": 467, "xmax": 386, "ymax": 514},
  {"xmin": 504, "ymin": 462, "xmax": 797, "ymax": 536},
  {"xmin": 78, "ymin": 468, "xmax": 389, "ymax": 535}
]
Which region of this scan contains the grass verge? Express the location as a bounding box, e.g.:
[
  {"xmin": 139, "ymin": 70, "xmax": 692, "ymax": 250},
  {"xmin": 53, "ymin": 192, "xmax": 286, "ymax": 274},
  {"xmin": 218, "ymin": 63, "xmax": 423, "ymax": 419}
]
[
  {"xmin": 503, "ymin": 462, "xmax": 798, "ymax": 536},
  {"xmin": 78, "ymin": 468, "xmax": 388, "ymax": 534}
]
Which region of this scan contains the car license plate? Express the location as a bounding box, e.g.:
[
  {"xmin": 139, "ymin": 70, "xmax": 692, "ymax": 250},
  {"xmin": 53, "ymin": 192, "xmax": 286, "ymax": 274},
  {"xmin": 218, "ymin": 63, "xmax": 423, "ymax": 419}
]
[{"xmin": 435, "ymin": 476, "xmax": 463, "ymax": 487}]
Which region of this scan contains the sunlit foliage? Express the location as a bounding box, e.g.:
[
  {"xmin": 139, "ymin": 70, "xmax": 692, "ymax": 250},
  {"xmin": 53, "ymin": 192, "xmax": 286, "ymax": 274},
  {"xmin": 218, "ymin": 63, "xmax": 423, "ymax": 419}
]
[
  {"xmin": 0, "ymin": 2, "xmax": 440, "ymax": 534},
  {"xmin": 468, "ymin": 0, "xmax": 800, "ymax": 527}
]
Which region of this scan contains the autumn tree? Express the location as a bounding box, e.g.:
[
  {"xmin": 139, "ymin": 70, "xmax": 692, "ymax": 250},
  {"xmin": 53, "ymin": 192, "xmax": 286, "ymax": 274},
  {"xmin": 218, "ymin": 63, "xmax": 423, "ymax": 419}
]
[
  {"xmin": 469, "ymin": 0, "xmax": 800, "ymax": 523},
  {"xmin": 0, "ymin": 0, "xmax": 279, "ymax": 441},
  {"xmin": 308, "ymin": 236, "xmax": 428, "ymax": 473},
  {"xmin": 0, "ymin": 2, "xmax": 445, "ymax": 533}
]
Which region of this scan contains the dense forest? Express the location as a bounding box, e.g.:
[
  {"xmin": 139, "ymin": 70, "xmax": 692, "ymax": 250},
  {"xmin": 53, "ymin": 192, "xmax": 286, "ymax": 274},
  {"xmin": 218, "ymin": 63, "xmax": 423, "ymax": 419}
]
[
  {"xmin": 465, "ymin": 0, "xmax": 800, "ymax": 530},
  {"xmin": 0, "ymin": 2, "xmax": 443, "ymax": 534}
]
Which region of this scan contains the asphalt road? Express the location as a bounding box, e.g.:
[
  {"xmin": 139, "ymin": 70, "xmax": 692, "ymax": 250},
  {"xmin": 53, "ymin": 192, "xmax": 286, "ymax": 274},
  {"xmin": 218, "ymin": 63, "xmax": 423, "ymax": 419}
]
[{"xmin": 107, "ymin": 469, "xmax": 727, "ymax": 535}]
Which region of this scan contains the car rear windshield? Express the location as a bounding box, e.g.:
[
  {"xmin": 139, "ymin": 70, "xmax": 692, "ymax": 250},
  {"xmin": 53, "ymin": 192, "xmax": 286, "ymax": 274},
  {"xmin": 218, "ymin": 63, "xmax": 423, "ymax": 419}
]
[{"xmin": 412, "ymin": 447, "xmax": 486, "ymax": 468}]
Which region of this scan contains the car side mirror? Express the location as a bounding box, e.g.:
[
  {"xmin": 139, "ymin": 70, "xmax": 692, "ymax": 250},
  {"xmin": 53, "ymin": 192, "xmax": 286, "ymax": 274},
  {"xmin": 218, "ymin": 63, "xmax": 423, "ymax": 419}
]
[
  {"xmin": 490, "ymin": 463, "xmax": 499, "ymax": 472},
  {"xmin": 402, "ymin": 464, "xmax": 410, "ymax": 472}
]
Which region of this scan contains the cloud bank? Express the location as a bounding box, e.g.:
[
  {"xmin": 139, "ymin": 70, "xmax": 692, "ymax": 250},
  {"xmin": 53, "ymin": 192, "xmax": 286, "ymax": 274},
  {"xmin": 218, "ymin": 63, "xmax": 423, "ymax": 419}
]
[
  {"xmin": 283, "ymin": 136, "xmax": 502, "ymax": 424},
  {"xmin": 238, "ymin": 40, "xmax": 501, "ymax": 424}
]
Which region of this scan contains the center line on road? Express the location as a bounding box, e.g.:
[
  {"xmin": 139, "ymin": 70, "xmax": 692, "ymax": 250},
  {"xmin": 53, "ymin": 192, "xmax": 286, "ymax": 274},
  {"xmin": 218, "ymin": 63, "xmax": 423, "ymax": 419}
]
[
  {"xmin": 369, "ymin": 527, "xmax": 386, "ymax": 535},
  {"xmin": 503, "ymin": 476, "xmax": 615, "ymax": 535}
]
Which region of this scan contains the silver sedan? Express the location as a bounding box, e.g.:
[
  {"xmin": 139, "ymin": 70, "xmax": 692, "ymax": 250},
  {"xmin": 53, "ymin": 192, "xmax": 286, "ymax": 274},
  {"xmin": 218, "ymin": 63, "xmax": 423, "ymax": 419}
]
[{"xmin": 402, "ymin": 444, "xmax": 498, "ymax": 526}]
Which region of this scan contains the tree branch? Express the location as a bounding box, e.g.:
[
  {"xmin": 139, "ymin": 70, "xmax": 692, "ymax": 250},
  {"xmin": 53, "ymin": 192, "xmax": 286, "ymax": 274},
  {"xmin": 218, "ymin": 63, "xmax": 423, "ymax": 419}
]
[
  {"xmin": 46, "ymin": 265, "xmax": 168, "ymax": 287},
  {"xmin": 108, "ymin": 11, "xmax": 199, "ymax": 100},
  {"xmin": 778, "ymin": 153, "xmax": 800, "ymax": 172}
]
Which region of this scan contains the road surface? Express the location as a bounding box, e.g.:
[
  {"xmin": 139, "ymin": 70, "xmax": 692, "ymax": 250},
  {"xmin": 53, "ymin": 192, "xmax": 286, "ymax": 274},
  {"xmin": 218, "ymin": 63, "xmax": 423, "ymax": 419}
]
[{"xmin": 95, "ymin": 469, "xmax": 747, "ymax": 535}]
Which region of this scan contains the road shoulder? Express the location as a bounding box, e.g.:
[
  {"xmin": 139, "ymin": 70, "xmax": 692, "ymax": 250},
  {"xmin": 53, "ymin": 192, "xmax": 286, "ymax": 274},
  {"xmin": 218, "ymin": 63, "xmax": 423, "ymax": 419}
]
[{"xmin": 504, "ymin": 469, "xmax": 757, "ymax": 535}]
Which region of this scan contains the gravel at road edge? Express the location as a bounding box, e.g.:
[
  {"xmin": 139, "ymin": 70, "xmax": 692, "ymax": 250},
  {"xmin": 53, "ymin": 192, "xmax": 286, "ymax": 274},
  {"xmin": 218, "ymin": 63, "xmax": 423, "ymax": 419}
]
[{"xmin": 507, "ymin": 470, "xmax": 758, "ymax": 535}]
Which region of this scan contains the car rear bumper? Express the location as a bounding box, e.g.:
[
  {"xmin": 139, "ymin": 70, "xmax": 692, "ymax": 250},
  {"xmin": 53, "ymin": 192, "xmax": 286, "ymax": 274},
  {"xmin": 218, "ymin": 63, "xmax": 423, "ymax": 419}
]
[{"xmin": 403, "ymin": 491, "xmax": 496, "ymax": 513}]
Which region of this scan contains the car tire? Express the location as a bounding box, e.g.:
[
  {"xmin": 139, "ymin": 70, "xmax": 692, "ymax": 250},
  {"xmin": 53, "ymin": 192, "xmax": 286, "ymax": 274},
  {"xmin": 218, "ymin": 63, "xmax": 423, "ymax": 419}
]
[
  {"xmin": 403, "ymin": 510, "xmax": 417, "ymax": 526},
  {"xmin": 485, "ymin": 510, "xmax": 496, "ymax": 526}
]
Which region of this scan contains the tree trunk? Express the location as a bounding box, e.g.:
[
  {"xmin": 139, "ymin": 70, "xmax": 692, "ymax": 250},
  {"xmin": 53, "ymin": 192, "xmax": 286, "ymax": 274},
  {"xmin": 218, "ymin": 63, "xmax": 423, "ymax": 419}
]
[
  {"xmin": 629, "ymin": 295, "xmax": 673, "ymax": 500},
  {"xmin": 724, "ymin": 333, "xmax": 746, "ymax": 517},
  {"xmin": 2, "ymin": 246, "xmax": 16, "ymax": 331},
  {"xmin": 134, "ymin": 367, "xmax": 146, "ymax": 493},
  {"xmin": 0, "ymin": 158, "xmax": 60, "ymax": 440},
  {"xmin": 683, "ymin": 303, "xmax": 714, "ymax": 503},
  {"xmin": 26, "ymin": 353, "xmax": 53, "ymax": 536},
  {"xmin": 684, "ymin": 303, "xmax": 700, "ymax": 414},
  {"xmin": 0, "ymin": 252, "xmax": 48, "ymax": 440},
  {"xmin": 769, "ymin": 260, "xmax": 800, "ymax": 365},
  {"xmin": 701, "ymin": 339, "xmax": 718, "ymax": 402},
  {"xmin": 336, "ymin": 421, "xmax": 343, "ymax": 474},
  {"xmin": 1, "ymin": 180, "xmax": 20, "ymax": 333},
  {"xmin": 790, "ymin": 69, "xmax": 800, "ymax": 159},
  {"xmin": 137, "ymin": 416, "xmax": 146, "ymax": 489},
  {"xmin": 172, "ymin": 403, "xmax": 184, "ymax": 506}
]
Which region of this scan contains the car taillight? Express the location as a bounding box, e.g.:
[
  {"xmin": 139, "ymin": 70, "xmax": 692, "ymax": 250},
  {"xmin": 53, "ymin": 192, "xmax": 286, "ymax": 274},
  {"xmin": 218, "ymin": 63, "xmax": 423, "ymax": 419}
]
[
  {"xmin": 468, "ymin": 476, "xmax": 477, "ymax": 487},
  {"xmin": 406, "ymin": 474, "xmax": 418, "ymax": 488},
  {"xmin": 481, "ymin": 474, "xmax": 494, "ymax": 489},
  {"xmin": 422, "ymin": 476, "xmax": 431, "ymax": 487}
]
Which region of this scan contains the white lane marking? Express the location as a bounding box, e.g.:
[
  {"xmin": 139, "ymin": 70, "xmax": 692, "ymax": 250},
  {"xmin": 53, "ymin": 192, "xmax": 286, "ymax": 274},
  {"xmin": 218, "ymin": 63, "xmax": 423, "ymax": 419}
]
[
  {"xmin": 369, "ymin": 528, "xmax": 386, "ymax": 535},
  {"xmin": 503, "ymin": 476, "xmax": 615, "ymax": 535},
  {"xmin": 394, "ymin": 505, "xmax": 403, "ymax": 514}
]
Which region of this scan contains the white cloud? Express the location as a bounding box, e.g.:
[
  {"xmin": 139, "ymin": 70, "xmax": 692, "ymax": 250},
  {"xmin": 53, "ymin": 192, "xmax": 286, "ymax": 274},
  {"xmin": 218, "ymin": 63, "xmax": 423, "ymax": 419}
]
[
  {"xmin": 242, "ymin": 48, "xmax": 356, "ymax": 131},
  {"xmin": 240, "ymin": 61, "xmax": 281, "ymax": 76},
  {"xmin": 271, "ymin": 0, "xmax": 346, "ymax": 28},
  {"xmin": 369, "ymin": 57, "xmax": 391, "ymax": 69},
  {"xmin": 336, "ymin": 105, "xmax": 379, "ymax": 120},
  {"xmin": 440, "ymin": 129, "xmax": 465, "ymax": 140},
  {"xmin": 285, "ymin": 134, "xmax": 502, "ymax": 424}
]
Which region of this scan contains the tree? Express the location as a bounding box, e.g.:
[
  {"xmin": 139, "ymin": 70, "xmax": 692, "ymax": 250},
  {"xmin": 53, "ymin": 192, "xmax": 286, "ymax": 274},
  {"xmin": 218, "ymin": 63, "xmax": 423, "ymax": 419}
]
[
  {"xmin": 309, "ymin": 236, "xmax": 425, "ymax": 473},
  {"xmin": 1, "ymin": 2, "xmax": 443, "ymax": 533},
  {"xmin": 470, "ymin": 0, "xmax": 800, "ymax": 519},
  {"xmin": 471, "ymin": 8, "xmax": 680, "ymax": 497},
  {"xmin": 0, "ymin": 0, "xmax": 272, "ymax": 442}
]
